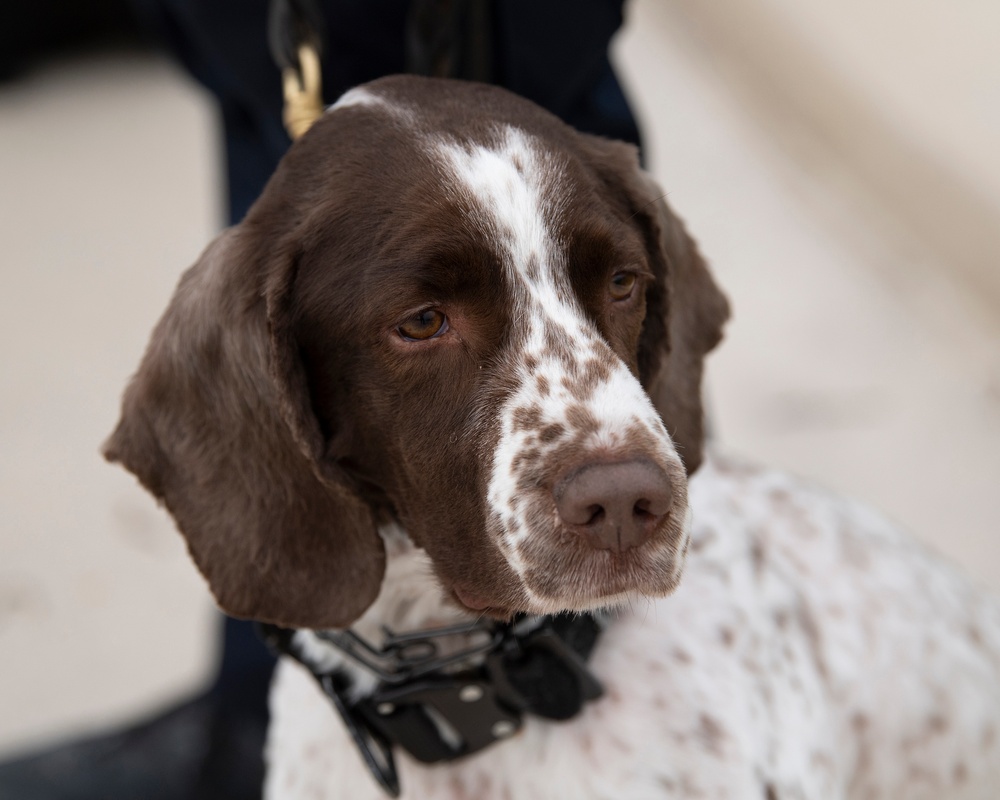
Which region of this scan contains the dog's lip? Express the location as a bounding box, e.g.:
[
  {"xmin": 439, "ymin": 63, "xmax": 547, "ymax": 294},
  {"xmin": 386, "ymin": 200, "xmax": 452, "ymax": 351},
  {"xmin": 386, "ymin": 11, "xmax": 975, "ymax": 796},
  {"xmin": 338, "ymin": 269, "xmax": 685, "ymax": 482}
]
[
  {"xmin": 450, "ymin": 585, "xmax": 517, "ymax": 620},
  {"xmin": 452, "ymin": 584, "xmax": 490, "ymax": 610}
]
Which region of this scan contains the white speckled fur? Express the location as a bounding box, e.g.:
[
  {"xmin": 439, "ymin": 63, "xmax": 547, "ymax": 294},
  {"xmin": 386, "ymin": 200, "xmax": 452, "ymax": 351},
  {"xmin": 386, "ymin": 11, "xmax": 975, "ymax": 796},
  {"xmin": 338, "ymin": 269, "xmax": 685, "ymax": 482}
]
[
  {"xmin": 436, "ymin": 128, "xmax": 688, "ymax": 609},
  {"xmin": 266, "ymin": 454, "xmax": 1000, "ymax": 799}
]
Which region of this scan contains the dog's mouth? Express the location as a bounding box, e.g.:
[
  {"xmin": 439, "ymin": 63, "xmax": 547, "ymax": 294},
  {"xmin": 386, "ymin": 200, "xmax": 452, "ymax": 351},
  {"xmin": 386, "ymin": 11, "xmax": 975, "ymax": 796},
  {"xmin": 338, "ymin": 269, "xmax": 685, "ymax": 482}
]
[
  {"xmin": 449, "ymin": 584, "xmax": 523, "ymax": 621},
  {"xmin": 528, "ymin": 549, "xmax": 684, "ymax": 612},
  {"xmin": 449, "ymin": 529, "xmax": 688, "ymax": 620},
  {"xmin": 503, "ymin": 494, "xmax": 690, "ymax": 604},
  {"xmin": 451, "ymin": 584, "xmax": 492, "ymax": 612},
  {"xmin": 437, "ymin": 462, "xmax": 691, "ymax": 621}
]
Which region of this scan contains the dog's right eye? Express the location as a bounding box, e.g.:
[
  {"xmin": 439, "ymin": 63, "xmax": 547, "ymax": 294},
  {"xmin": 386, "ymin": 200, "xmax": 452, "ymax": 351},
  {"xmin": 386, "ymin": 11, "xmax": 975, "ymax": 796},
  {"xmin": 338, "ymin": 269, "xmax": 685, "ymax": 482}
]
[
  {"xmin": 609, "ymin": 271, "xmax": 638, "ymax": 302},
  {"xmin": 397, "ymin": 309, "xmax": 448, "ymax": 341}
]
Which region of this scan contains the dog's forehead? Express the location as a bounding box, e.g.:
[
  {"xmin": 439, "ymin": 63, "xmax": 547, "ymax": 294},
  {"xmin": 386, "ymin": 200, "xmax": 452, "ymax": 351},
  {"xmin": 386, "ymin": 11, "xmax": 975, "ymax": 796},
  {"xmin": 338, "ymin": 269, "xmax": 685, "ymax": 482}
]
[
  {"xmin": 329, "ymin": 76, "xmax": 576, "ymax": 148},
  {"xmin": 325, "ymin": 79, "xmax": 595, "ymax": 288},
  {"xmin": 327, "ymin": 79, "xmax": 580, "ymax": 213}
]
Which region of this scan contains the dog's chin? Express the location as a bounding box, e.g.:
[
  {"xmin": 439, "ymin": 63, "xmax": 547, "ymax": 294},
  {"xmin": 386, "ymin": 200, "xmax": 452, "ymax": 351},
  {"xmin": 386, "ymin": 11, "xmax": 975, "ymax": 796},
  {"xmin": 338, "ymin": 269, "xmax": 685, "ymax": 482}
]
[
  {"xmin": 446, "ymin": 513, "xmax": 691, "ymax": 620},
  {"xmin": 518, "ymin": 542, "xmax": 687, "ymax": 608},
  {"xmin": 522, "ymin": 579, "xmax": 683, "ymax": 617},
  {"xmin": 449, "ymin": 566, "xmax": 685, "ymax": 621}
]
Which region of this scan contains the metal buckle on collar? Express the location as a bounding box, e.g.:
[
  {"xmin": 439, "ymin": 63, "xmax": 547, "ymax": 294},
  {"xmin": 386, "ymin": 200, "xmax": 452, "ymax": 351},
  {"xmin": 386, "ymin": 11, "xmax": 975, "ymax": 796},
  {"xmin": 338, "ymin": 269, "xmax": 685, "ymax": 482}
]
[{"xmin": 259, "ymin": 614, "xmax": 605, "ymax": 798}]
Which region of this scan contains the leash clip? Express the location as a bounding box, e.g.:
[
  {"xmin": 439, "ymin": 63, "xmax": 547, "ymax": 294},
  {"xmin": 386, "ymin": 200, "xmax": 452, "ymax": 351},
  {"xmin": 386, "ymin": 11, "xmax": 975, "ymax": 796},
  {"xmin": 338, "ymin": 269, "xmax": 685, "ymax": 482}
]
[
  {"xmin": 268, "ymin": 0, "xmax": 325, "ymax": 139},
  {"xmin": 281, "ymin": 43, "xmax": 323, "ymax": 140}
]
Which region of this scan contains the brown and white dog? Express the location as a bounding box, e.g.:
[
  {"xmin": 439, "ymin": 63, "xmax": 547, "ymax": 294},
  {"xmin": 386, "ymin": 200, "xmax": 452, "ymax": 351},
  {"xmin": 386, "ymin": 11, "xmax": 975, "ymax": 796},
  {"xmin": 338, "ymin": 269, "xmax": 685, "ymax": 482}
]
[{"xmin": 106, "ymin": 77, "xmax": 1000, "ymax": 799}]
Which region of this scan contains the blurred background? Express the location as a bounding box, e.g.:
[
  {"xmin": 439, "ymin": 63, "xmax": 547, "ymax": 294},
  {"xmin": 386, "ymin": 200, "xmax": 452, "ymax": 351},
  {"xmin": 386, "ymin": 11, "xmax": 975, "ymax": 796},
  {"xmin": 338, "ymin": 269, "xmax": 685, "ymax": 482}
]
[{"xmin": 1, "ymin": 0, "xmax": 998, "ymax": 758}]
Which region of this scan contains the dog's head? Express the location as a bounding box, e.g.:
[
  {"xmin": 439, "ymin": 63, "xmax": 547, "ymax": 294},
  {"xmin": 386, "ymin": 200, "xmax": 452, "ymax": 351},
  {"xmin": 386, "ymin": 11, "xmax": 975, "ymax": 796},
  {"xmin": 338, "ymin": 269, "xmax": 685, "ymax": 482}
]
[{"xmin": 105, "ymin": 77, "xmax": 729, "ymax": 629}]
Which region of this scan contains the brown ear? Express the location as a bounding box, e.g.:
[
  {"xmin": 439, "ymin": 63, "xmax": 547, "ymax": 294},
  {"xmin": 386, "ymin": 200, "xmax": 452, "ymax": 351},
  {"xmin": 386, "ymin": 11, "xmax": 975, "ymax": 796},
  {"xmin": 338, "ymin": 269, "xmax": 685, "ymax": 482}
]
[
  {"xmin": 104, "ymin": 228, "xmax": 385, "ymax": 629},
  {"xmin": 640, "ymin": 186, "xmax": 730, "ymax": 474},
  {"xmin": 586, "ymin": 138, "xmax": 730, "ymax": 474}
]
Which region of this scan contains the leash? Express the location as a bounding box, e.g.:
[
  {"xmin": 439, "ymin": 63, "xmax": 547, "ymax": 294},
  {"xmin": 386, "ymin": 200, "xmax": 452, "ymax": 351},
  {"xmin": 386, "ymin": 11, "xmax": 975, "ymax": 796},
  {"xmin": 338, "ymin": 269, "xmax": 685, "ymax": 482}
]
[
  {"xmin": 259, "ymin": 613, "xmax": 606, "ymax": 797},
  {"xmin": 268, "ymin": 0, "xmax": 325, "ymax": 139}
]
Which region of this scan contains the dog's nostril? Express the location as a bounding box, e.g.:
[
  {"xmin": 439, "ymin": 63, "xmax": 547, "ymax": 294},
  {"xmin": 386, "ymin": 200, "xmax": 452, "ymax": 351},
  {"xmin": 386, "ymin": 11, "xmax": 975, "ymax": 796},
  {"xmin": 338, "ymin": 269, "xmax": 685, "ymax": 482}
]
[
  {"xmin": 633, "ymin": 499, "xmax": 654, "ymax": 519},
  {"xmin": 554, "ymin": 460, "xmax": 672, "ymax": 553},
  {"xmin": 586, "ymin": 505, "xmax": 605, "ymax": 526}
]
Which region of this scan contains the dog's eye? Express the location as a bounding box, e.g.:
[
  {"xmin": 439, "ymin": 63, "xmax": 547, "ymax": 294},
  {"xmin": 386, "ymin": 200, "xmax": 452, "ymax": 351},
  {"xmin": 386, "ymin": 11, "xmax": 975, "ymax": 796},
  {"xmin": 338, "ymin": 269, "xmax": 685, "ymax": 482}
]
[
  {"xmin": 398, "ymin": 309, "xmax": 448, "ymax": 341},
  {"xmin": 609, "ymin": 272, "xmax": 637, "ymax": 301}
]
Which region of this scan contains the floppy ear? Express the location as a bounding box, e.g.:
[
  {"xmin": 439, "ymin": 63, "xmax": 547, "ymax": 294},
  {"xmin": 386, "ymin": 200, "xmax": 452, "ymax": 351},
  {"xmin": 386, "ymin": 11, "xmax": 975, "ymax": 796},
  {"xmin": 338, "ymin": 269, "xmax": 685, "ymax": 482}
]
[
  {"xmin": 104, "ymin": 227, "xmax": 385, "ymax": 629},
  {"xmin": 638, "ymin": 185, "xmax": 730, "ymax": 474},
  {"xmin": 586, "ymin": 138, "xmax": 730, "ymax": 474}
]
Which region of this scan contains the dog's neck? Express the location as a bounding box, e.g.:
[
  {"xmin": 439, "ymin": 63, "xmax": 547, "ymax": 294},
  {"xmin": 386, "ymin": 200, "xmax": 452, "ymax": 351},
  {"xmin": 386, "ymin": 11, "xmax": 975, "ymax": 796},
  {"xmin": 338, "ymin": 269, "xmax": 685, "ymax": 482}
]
[
  {"xmin": 362, "ymin": 523, "xmax": 471, "ymax": 630},
  {"xmin": 289, "ymin": 523, "xmax": 474, "ymax": 699}
]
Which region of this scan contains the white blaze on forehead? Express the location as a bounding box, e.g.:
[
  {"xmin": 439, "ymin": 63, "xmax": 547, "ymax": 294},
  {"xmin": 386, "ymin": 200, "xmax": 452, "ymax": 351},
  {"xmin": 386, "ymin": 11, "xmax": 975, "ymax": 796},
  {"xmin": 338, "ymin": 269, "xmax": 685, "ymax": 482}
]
[
  {"xmin": 435, "ymin": 127, "xmax": 562, "ymax": 285},
  {"xmin": 436, "ymin": 126, "xmax": 681, "ymax": 587},
  {"xmin": 329, "ymin": 86, "xmax": 385, "ymax": 112},
  {"xmin": 436, "ymin": 128, "xmax": 598, "ymax": 346}
]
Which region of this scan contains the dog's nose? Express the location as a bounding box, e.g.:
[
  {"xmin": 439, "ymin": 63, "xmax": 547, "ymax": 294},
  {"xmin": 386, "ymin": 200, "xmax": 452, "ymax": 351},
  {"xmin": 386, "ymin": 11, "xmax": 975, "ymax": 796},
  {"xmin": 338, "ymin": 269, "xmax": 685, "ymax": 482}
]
[{"xmin": 554, "ymin": 460, "xmax": 671, "ymax": 552}]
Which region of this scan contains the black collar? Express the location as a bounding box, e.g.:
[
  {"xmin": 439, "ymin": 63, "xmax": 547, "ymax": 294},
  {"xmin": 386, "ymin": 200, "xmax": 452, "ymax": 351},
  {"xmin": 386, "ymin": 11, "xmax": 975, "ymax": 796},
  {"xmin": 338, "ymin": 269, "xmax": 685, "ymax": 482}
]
[{"xmin": 259, "ymin": 613, "xmax": 607, "ymax": 797}]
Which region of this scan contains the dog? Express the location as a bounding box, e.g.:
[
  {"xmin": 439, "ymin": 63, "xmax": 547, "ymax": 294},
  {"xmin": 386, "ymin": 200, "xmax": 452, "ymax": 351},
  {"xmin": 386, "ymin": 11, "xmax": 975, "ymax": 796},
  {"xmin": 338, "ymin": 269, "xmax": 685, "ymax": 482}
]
[{"xmin": 106, "ymin": 76, "xmax": 1000, "ymax": 799}]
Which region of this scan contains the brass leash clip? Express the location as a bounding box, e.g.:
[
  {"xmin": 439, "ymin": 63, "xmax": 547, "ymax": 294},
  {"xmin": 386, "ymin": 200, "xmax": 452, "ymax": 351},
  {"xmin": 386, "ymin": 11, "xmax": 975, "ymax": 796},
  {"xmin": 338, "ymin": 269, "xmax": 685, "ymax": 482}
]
[
  {"xmin": 281, "ymin": 42, "xmax": 323, "ymax": 140},
  {"xmin": 269, "ymin": 0, "xmax": 325, "ymax": 140}
]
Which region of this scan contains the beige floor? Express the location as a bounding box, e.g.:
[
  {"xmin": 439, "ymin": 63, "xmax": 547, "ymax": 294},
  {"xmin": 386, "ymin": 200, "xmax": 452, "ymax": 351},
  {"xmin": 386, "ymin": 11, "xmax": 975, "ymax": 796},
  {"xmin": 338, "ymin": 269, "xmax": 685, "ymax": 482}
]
[{"xmin": 2, "ymin": 1, "xmax": 999, "ymax": 756}]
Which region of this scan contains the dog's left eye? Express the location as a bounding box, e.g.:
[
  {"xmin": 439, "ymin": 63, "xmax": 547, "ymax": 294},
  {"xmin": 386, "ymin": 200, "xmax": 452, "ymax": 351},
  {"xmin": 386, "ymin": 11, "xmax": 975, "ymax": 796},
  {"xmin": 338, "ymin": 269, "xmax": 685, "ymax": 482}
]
[
  {"xmin": 397, "ymin": 309, "xmax": 448, "ymax": 341},
  {"xmin": 609, "ymin": 272, "xmax": 637, "ymax": 301}
]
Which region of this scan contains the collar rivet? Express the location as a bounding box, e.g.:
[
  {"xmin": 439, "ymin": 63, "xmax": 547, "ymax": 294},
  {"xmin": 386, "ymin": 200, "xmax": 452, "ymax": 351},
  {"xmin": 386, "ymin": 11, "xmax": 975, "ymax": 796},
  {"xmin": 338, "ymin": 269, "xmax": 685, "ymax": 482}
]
[
  {"xmin": 491, "ymin": 720, "xmax": 517, "ymax": 739},
  {"xmin": 459, "ymin": 684, "xmax": 484, "ymax": 703}
]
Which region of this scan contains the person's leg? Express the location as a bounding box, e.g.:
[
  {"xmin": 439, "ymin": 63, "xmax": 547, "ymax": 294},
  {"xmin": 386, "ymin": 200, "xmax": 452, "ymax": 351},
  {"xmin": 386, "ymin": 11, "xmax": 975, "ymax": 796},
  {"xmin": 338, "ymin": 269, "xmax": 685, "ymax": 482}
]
[{"xmin": 493, "ymin": 0, "xmax": 641, "ymax": 151}]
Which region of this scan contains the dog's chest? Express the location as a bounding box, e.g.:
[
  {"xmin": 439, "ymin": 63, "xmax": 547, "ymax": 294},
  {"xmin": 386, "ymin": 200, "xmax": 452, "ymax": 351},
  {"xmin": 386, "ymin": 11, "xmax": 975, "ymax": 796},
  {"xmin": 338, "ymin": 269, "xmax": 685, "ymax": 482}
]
[{"xmin": 264, "ymin": 457, "xmax": 1000, "ymax": 800}]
